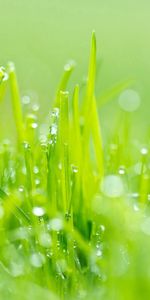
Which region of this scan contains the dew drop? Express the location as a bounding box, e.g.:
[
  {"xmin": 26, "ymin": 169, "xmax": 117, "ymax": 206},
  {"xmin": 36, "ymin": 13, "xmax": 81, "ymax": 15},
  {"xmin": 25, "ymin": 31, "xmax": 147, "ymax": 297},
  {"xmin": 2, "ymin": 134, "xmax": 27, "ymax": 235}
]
[
  {"xmin": 130, "ymin": 192, "xmax": 139, "ymax": 199},
  {"xmin": 100, "ymin": 225, "xmax": 105, "ymax": 232},
  {"xmin": 39, "ymin": 232, "xmax": 52, "ymax": 248},
  {"xmin": 50, "ymin": 124, "xmax": 57, "ymax": 135},
  {"xmin": 32, "ymin": 206, "xmax": 45, "ymax": 217},
  {"xmin": 22, "ymin": 95, "xmax": 30, "ymax": 105},
  {"xmin": 118, "ymin": 166, "xmax": 126, "ymax": 175},
  {"xmin": 133, "ymin": 203, "xmax": 139, "ymax": 212},
  {"xmin": 48, "ymin": 218, "xmax": 64, "ymax": 231},
  {"xmin": 35, "ymin": 178, "xmax": 40, "ymax": 186},
  {"xmin": 0, "ymin": 66, "xmax": 8, "ymax": 83},
  {"xmin": 12, "ymin": 227, "xmax": 28, "ymax": 241},
  {"xmin": 118, "ymin": 89, "xmax": 141, "ymax": 112},
  {"xmin": 64, "ymin": 60, "xmax": 76, "ymax": 71},
  {"xmin": 33, "ymin": 166, "xmax": 39, "ymax": 174},
  {"xmin": 141, "ymin": 147, "xmax": 148, "ymax": 155},
  {"xmin": 96, "ymin": 248, "xmax": 102, "ymax": 257},
  {"xmin": 30, "ymin": 122, "xmax": 38, "ymax": 129},
  {"xmin": 10, "ymin": 262, "xmax": 24, "ymax": 277},
  {"xmin": 51, "ymin": 108, "xmax": 59, "ymax": 118},
  {"xmin": 101, "ymin": 175, "xmax": 124, "ymax": 198},
  {"xmin": 72, "ymin": 165, "xmax": 78, "ymax": 173},
  {"xmin": 30, "ymin": 252, "xmax": 45, "ymax": 268},
  {"xmin": 18, "ymin": 186, "xmax": 24, "ymax": 193},
  {"xmin": 32, "ymin": 103, "xmax": 40, "ymax": 112},
  {"xmin": 23, "ymin": 141, "xmax": 30, "ymax": 150}
]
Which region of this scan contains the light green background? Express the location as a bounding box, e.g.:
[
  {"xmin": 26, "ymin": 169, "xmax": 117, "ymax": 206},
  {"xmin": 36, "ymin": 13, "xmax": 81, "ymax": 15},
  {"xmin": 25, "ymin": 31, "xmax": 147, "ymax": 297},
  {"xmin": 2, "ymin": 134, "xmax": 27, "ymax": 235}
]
[{"xmin": 0, "ymin": 0, "xmax": 150, "ymax": 137}]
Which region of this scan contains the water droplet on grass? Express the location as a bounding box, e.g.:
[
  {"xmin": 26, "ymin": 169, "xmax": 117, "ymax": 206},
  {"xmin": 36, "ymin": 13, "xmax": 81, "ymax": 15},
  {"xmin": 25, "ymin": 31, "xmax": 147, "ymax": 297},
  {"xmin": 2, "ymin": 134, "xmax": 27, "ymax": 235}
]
[
  {"xmin": 39, "ymin": 232, "xmax": 52, "ymax": 248},
  {"xmin": 32, "ymin": 103, "xmax": 40, "ymax": 112},
  {"xmin": 101, "ymin": 175, "xmax": 124, "ymax": 198},
  {"xmin": 58, "ymin": 163, "xmax": 62, "ymax": 170},
  {"xmin": 96, "ymin": 249, "xmax": 102, "ymax": 257},
  {"xmin": 100, "ymin": 225, "xmax": 105, "ymax": 232},
  {"xmin": 64, "ymin": 60, "xmax": 76, "ymax": 71},
  {"xmin": 35, "ymin": 178, "xmax": 40, "ymax": 186},
  {"xmin": 32, "ymin": 206, "xmax": 45, "ymax": 217},
  {"xmin": 50, "ymin": 124, "xmax": 57, "ymax": 135},
  {"xmin": 0, "ymin": 66, "xmax": 8, "ymax": 83},
  {"xmin": 11, "ymin": 227, "xmax": 29, "ymax": 241},
  {"xmin": 130, "ymin": 192, "xmax": 139, "ymax": 199},
  {"xmin": 30, "ymin": 252, "xmax": 45, "ymax": 268},
  {"xmin": 133, "ymin": 203, "xmax": 139, "ymax": 212},
  {"xmin": 10, "ymin": 262, "xmax": 24, "ymax": 277},
  {"xmin": 48, "ymin": 218, "xmax": 64, "ymax": 231},
  {"xmin": 30, "ymin": 122, "xmax": 38, "ymax": 129},
  {"xmin": 141, "ymin": 147, "xmax": 148, "ymax": 155},
  {"xmin": 18, "ymin": 186, "xmax": 24, "ymax": 193},
  {"xmin": 33, "ymin": 166, "xmax": 39, "ymax": 174},
  {"xmin": 23, "ymin": 142, "xmax": 30, "ymax": 150},
  {"xmin": 72, "ymin": 165, "xmax": 78, "ymax": 173},
  {"xmin": 118, "ymin": 89, "xmax": 141, "ymax": 112},
  {"xmin": 51, "ymin": 108, "xmax": 59, "ymax": 118},
  {"xmin": 118, "ymin": 166, "xmax": 126, "ymax": 175},
  {"xmin": 22, "ymin": 95, "xmax": 30, "ymax": 105}
]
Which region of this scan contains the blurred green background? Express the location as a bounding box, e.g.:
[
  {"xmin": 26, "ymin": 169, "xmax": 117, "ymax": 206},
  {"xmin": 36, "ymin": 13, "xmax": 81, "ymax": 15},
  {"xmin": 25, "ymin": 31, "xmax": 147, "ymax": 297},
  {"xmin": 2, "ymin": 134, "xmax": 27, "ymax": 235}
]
[{"xmin": 0, "ymin": 0, "xmax": 150, "ymax": 139}]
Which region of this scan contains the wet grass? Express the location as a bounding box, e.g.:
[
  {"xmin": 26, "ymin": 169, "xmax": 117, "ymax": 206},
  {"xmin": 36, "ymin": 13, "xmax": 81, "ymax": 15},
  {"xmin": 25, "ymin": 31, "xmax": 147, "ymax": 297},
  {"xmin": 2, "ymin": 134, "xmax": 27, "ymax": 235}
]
[{"xmin": 0, "ymin": 33, "xmax": 150, "ymax": 300}]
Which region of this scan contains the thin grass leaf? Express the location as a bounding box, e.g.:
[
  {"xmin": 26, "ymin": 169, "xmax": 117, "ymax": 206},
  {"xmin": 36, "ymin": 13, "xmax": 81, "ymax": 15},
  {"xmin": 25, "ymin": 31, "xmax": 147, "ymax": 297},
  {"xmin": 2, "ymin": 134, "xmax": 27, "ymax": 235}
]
[
  {"xmin": 0, "ymin": 67, "xmax": 8, "ymax": 102},
  {"xmin": 72, "ymin": 84, "xmax": 82, "ymax": 166},
  {"xmin": 54, "ymin": 61, "xmax": 75, "ymax": 107},
  {"xmin": 0, "ymin": 188, "xmax": 30, "ymax": 224},
  {"xmin": 59, "ymin": 91, "xmax": 70, "ymax": 213},
  {"xmin": 98, "ymin": 79, "xmax": 134, "ymax": 108},
  {"xmin": 91, "ymin": 96, "xmax": 104, "ymax": 177},
  {"xmin": 8, "ymin": 62, "xmax": 25, "ymax": 144},
  {"xmin": 82, "ymin": 31, "xmax": 97, "ymax": 154}
]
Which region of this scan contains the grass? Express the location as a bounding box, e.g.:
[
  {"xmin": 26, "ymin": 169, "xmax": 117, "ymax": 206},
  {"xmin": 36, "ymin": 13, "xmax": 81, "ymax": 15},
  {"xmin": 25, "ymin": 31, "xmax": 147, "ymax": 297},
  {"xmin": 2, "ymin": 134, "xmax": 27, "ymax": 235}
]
[{"xmin": 0, "ymin": 33, "xmax": 150, "ymax": 300}]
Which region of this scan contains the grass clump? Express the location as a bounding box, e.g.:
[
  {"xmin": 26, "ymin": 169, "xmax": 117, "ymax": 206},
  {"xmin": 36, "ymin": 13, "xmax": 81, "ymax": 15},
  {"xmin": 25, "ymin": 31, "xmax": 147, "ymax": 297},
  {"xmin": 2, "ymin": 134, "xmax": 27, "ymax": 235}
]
[{"xmin": 0, "ymin": 33, "xmax": 150, "ymax": 300}]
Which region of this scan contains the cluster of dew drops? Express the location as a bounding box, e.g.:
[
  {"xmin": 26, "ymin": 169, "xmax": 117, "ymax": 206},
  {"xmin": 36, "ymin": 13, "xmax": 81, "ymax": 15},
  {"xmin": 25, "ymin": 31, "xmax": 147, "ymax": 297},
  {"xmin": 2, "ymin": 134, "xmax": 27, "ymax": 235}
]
[{"xmin": 1, "ymin": 76, "xmax": 150, "ymax": 289}]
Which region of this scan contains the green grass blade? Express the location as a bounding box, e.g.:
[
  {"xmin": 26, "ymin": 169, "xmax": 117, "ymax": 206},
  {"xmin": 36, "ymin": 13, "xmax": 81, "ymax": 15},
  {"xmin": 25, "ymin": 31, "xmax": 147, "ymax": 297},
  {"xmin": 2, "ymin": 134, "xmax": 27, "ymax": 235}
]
[
  {"xmin": 59, "ymin": 91, "xmax": 70, "ymax": 214},
  {"xmin": 86, "ymin": 31, "xmax": 96, "ymax": 103},
  {"xmin": 0, "ymin": 67, "xmax": 8, "ymax": 102},
  {"xmin": 72, "ymin": 85, "xmax": 81, "ymax": 166},
  {"xmin": 91, "ymin": 96, "xmax": 104, "ymax": 177},
  {"xmin": 98, "ymin": 79, "xmax": 134, "ymax": 108},
  {"xmin": 8, "ymin": 62, "xmax": 25, "ymax": 144},
  {"xmin": 54, "ymin": 61, "xmax": 75, "ymax": 107},
  {"xmin": 82, "ymin": 31, "xmax": 97, "ymax": 152}
]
